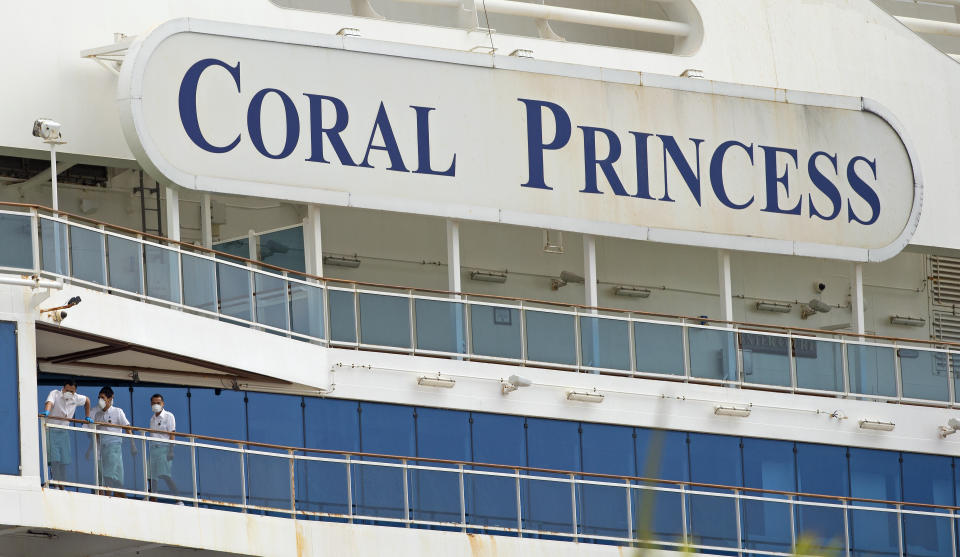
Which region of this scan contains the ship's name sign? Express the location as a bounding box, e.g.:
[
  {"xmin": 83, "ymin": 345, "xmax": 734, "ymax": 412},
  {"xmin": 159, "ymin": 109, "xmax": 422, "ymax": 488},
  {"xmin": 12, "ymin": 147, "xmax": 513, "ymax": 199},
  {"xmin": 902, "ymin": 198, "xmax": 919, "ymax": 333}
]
[{"xmin": 119, "ymin": 20, "xmax": 921, "ymax": 261}]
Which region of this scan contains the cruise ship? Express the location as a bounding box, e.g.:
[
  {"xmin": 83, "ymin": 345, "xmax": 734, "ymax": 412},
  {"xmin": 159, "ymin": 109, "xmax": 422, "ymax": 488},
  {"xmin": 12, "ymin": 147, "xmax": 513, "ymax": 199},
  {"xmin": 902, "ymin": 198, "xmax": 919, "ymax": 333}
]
[{"xmin": 2, "ymin": 0, "xmax": 960, "ymax": 555}]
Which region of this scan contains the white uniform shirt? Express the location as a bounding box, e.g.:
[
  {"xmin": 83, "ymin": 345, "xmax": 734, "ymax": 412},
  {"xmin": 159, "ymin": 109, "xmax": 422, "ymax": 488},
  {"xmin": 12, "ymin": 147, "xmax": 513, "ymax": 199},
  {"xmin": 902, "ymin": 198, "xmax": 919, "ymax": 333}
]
[
  {"xmin": 91, "ymin": 405, "xmax": 130, "ymax": 445},
  {"xmin": 45, "ymin": 389, "xmax": 88, "ymax": 425},
  {"xmin": 148, "ymin": 409, "xmax": 176, "ymax": 439}
]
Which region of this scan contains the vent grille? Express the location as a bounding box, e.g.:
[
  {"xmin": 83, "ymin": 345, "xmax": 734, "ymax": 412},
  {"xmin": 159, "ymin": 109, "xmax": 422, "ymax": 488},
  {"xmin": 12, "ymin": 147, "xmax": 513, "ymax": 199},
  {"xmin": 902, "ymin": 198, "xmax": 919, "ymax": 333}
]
[{"xmin": 930, "ymin": 256, "xmax": 960, "ymax": 307}]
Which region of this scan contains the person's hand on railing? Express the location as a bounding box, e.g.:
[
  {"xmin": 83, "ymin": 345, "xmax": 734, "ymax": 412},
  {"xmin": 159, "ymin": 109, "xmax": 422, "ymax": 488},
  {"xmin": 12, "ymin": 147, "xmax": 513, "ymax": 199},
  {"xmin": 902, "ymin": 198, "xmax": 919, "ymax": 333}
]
[
  {"xmin": 84, "ymin": 416, "xmax": 94, "ymax": 424},
  {"xmin": 40, "ymin": 410, "xmax": 49, "ymax": 417}
]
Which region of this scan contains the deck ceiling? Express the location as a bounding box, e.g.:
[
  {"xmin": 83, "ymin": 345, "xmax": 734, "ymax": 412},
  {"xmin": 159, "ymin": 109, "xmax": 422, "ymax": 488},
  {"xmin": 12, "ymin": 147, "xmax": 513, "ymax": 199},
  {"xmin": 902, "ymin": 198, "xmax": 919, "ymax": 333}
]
[{"xmin": 35, "ymin": 323, "xmax": 290, "ymax": 386}]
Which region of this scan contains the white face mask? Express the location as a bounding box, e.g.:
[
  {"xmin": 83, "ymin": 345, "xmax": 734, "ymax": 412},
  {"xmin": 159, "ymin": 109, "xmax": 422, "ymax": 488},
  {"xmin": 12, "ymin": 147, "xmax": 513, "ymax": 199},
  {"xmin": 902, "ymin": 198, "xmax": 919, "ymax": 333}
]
[
  {"xmin": 97, "ymin": 398, "xmax": 107, "ymax": 410},
  {"xmin": 62, "ymin": 391, "xmax": 75, "ymax": 401},
  {"xmin": 151, "ymin": 404, "xmax": 163, "ymax": 414}
]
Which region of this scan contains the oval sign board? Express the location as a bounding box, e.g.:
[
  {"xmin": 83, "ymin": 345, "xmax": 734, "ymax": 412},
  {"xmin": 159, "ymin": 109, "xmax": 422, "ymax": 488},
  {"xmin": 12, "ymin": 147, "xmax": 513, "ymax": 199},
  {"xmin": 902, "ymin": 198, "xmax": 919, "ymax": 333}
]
[{"xmin": 118, "ymin": 19, "xmax": 921, "ymax": 262}]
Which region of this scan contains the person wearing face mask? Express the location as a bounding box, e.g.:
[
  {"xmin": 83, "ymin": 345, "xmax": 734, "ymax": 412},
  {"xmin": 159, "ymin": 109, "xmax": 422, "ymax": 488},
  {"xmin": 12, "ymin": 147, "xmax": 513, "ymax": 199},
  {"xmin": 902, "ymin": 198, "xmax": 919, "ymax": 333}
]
[
  {"xmin": 40, "ymin": 379, "xmax": 93, "ymax": 486},
  {"xmin": 147, "ymin": 393, "xmax": 181, "ymax": 503},
  {"xmin": 86, "ymin": 386, "xmax": 133, "ymax": 497}
]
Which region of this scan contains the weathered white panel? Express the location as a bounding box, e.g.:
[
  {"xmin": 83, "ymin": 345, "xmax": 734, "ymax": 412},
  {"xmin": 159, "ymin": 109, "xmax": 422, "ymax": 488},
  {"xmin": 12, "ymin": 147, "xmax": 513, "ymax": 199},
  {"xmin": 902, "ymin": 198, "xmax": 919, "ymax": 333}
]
[{"xmin": 118, "ymin": 19, "xmax": 920, "ymax": 261}]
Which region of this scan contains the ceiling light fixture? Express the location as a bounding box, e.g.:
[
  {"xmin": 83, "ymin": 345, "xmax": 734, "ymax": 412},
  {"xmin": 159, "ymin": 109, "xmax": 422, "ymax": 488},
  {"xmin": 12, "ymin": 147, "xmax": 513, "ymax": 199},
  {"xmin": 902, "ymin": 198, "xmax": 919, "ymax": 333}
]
[
  {"xmin": 470, "ymin": 270, "xmax": 507, "ymax": 283},
  {"xmin": 566, "ymin": 389, "xmax": 604, "ymax": 403},
  {"xmin": 323, "ymin": 255, "xmax": 361, "ymax": 268},
  {"xmin": 859, "ymin": 419, "xmax": 895, "ymax": 432},
  {"xmin": 755, "ymin": 301, "xmax": 792, "ymax": 313},
  {"xmin": 714, "ymin": 404, "xmax": 751, "ymax": 417},
  {"xmin": 417, "ymin": 374, "xmax": 456, "ymax": 388},
  {"xmin": 890, "ymin": 315, "xmax": 925, "ymax": 327},
  {"xmin": 613, "ymin": 286, "xmax": 651, "ymax": 298}
]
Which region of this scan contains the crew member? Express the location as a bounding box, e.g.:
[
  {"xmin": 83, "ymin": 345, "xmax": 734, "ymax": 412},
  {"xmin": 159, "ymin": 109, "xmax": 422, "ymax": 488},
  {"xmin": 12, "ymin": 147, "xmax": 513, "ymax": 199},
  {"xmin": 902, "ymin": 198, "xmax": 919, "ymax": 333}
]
[
  {"xmin": 147, "ymin": 393, "xmax": 181, "ymax": 503},
  {"xmin": 40, "ymin": 379, "xmax": 93, "ymax": 485},
  {"xmin": 87, "ymin": 386, "xmax": 134, "ymax": 497}
]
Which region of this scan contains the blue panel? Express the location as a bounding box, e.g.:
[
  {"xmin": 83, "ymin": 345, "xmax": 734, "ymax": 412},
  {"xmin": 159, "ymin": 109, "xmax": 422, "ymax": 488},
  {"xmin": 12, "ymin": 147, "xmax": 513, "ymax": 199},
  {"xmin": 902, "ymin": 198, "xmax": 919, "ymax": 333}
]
[
  {"xmin": 190, "ymin": 388, "xmax": 245, "ymax": 506},
  {"xmin": 469, "ymin": 412, "xmax": 525, "ymax": 531},
  {"xmin": 246, "ymin": 392, "xmax": 303, "ymax": 512},
  {"xmin": 0, "ymin": 322, "xmax": 18, "ymax": 475},
  {"xmin": 688, "ymin": 433, "xmax": 742, "ymax": 548},
  {"xmin": 849, "ymin": 448, "xmax": 900, "ymax": 557},
  {"xmin": 635, "ymin": 429, "xmax": 687, "ymax": 542},
  {"xmin": 357, "ymin": 402, "xmax": 415, "ymax": 520},
  {"xmin": 742, "ymin": 438, "xmax": 795, "ymax": 553},
  {"xmin": 302, "ymin": 397, "xmax": 358, "ymax": 517},
  {"xmin": 902, "ymin": 453, "xmax": 953, "ymax": 557},
  {"xmin": 796, "ymin": 443, "xmax": 847, "ymax": 551},
  {"xmin": 524, "ymin": 417, "xmax": 580, "ymax": 536},
  {"xmin": 258, "ymin": 227, "xmax": 305, "ymax": 273},
  {"xmin": 0, "ymin": 213, "xmax": 33, "ymax": 270},
  {"xmin": 412, "ymin": 407, "xmax": 470, "ymax": 525},
  {"xmin": 580, "ymin": 423, "xmax": 634, "ymax": 539}
]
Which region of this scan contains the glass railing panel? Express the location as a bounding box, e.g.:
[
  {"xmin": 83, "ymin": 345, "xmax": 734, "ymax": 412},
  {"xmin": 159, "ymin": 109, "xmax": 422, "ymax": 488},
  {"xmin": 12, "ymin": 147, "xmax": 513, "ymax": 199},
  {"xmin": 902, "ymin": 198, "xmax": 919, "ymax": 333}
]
[
  {"xmin": 688, "ymin": 326, "xmax": 737, "ymax": 381},
  {"xmin": 687, "ymin": 492, "xmax": 739, "ymax": 548},
  {"xmin": 0, "ymin": 213, "xmax": 33, "ymax": 270},
  {"xmin": 794, "ymin": 337, "xmax": 844, "ymax": 392},
  {"xmin": 254, "ymin": 273, "xmax": 288, "ymax": 333},
  {"xmin": 631, "ymin": 485, "xmax": 685, "ymax": 544},
  {"xmin": 144, "ymin": 245, "xmax": 181, "ymax": 304},
  {"xmin": 953, "ymin": 353, "xmax": 960, "ymax": 405},
  {"xmin": 525, "ymin": 310, "xmax": 576, "ymax": 366},
  {"xmin": 740, "ymin": 332, "xmax": 791, "ymax": 388},
  {"xmin": 409, "ymin": 464, "xmax": 462, "ymax": 526},
  {"xmin": 899, "ymin": 347, "xmax": 950, "ymax": 402},
  {"xmin": 289, "ymin": 282, "xmax": 324, "ymax": 340},
  {"xmin": 106, "ymin": 235, "xmax": 142, "ymax": 294},
  {"xmin": 794, "ymin": 504, "xmax": 846, "ymax": 553},
  {"xmin": 358, "ymin": 293, "xmax": 410, "ymax": 349},
  {"xmin": 69, "ymin": 225, "xmax": 105, "ymax": 285},
  {"xmin": 633, "ymin": 321, "xmax": 685, "ymax": 376},
  {"xmin": 354, "ymin": 460, "xmax": 406, "ymax": 521},
  {"xmin": 469, "ymin": 305, "xmax": 522, "ymax": 360},
  {"xmin": 298, "ymin": 456, "xmax": 349, "ymax": 517},
  {"xmin": 579, "ymin": 481, "xmax": 629, "ymax": 539},
  {"xmin": 181, "ymin": 254, "xmax": 217, "ymax": 313},
  {"xmin": 217, "ymin": 262, "xmax": 252, "ymax": 323},
  {"xmin": 39, "ymin": 219, "xmax": 68, "ymax": 275},
  {"xmin": 522, "ymin": 474, "xmax": 575, "ymax": 537},
  {"xmin": 902, "ymin": 513, "xmax": 953, "ymax": 557},
  {"xmin": 328, "ymin": 289, "xmax": 357, "ymax": 343},
  {"xmin": 146, "ymin": 439, "xmax": 192, "ymax": 503},
  {"xmin": 246, "ymin": 451, "xmax": 292, "ymax": 512},
  {"xmin": 464, "ymin": 469, "xmax": 519, "ymax": 533},
  {"xmin": 45, "ymin": 423, "xmax": 97, "ymax": 492},
  {"xmin": 90, "ymin": 429, "xmax": 143, "ymax": 495},
  {"xmin": 849, "ymin": 508, "xmax": 899, "ymax": 557},
  {"xmin": 580, "ymin": 316, "xmax": 630, "ymax": 371},
  {"xmin": 741, "ymin": 496, "xmax": 793, "ymax": 554},
  {"xmin": 196, "ymin": 445, "xmax": 244, "ymax": 507},
  {"xmin": 414, "ymin": 299, "xmax": 466, "ymax": 354},
  {"xmin": 847, "ymin": 343, "xmax": 897, "ymax": 398}
]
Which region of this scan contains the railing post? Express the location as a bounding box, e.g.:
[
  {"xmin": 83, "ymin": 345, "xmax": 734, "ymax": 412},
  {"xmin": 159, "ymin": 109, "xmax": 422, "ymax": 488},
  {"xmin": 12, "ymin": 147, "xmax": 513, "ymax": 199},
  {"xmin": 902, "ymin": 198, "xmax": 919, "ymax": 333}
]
[
  {"xmin": 625, "ymin": 479, "xmax": 633, "ymax": 543},
  {"xmin": 39, "ymin": 416, "xmax": 49, "ymax": 487},
  {"xmin": 894, "ymin": 344, "xmax": 904, "ymax": 401},
  {"xmin": 289, "ymin": 449, "xmax": 296, "ymax": 519},
  {"xmin": 190, "ymin": 436, "xmax": 198, "ymax": 508},
  {"xmin": 402, "ymin": 459, "xmax": 410, "ymax": 527},
  {"xmin": 628, "ymin": 319, "xmax": 637, "ymax": 376},
  {"xmin": 458, "ymin": 464, "xmax": 466, "ymax": 533},
  {"xmin": 92, "ymin": 424, "xmax": 100, "ymax": 493},
  {"xmin": 842, "ymin": 498, "xmax": 851, "ymax": 557},
  {"xmin": 515, "ymin": 468, "xmax": 523, "ymax": 538},
  {"xmin": 788, "ymin": 494, "xmax": 796, "ymax": 553},
  {"xmin": 680, "ymin": 483, "xmax": 688, "ymax": 545},
  {"xmin": 352, "ymin": 284, "xmax": 361, "ymax": 346},
  {"xmin": 681, "ymin": 320, "xmax": 692, "ymax": 379},
  {"xmin": 734, "ymin": 488, "xmax": 743, "ymax": 556},
  {"xmin": 896, "ymin": 503, "xmax": 904, "ymax": 557},
  {"xmin": 239, "ymin": 442, "xmax": 247, "ymax": 513},
  {"xmin": 842, "ymin": 340, "xmax": 852, "ymax": 396},
  {"xmin": 519, "ymin": 302, "xmax": 527, "ymax": 365},
  {"xmin": 322, "ymin": 282, "xmax": 332, "ymax": 347},
  {"xmin": 573, "ymin": 307, "xmax": 582, "ymax": 371},
  {"xmin": 30, "ymin": 209, "xmax": 40, "ymax": 274},
  {"xmin": 463, "ymin": 299, "xmax": 473, "ymax": 357},
  {"xmin": 142, "ymin": 433, "xmax": 149, "ymax": 499},
  {"xmin": 950, "ymin": 510, "xmax": 957, "ymax": 557},
  {"xmin": 346, "ymin": 455, "xmax": 354, "ymax": 524},
  {"xmin": 409, "ymin": 291, "xmax": 416, "ymax": 355},
  {"xmin": 570, "ymin": 473, "xmax": 578, "ymax": 540},
  {"xmin": 788, "ymin": 332, "xmax": 798, "ymax": 392}
]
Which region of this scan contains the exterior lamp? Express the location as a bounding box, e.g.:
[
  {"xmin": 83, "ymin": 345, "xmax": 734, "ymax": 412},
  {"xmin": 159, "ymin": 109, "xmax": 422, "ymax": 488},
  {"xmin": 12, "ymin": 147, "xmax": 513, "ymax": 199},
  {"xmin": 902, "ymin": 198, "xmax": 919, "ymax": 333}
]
[
  {"xmin": 566, "ymin": 389, "xmax": 604, "ymax": 403},
  {"xmin": 714, "ymin": 405, "xmax": 751, "ymax": 417},
  {"xmin": 417, "ymin": 374, "xmax": 456, "ymax": 388},
  {"xmin": 859, "ymin": 419, "xmax": 895, "ymax": 432},
  {"xmin": 32, "ymin": 118, "xmax": 65, "ymax": 211}
]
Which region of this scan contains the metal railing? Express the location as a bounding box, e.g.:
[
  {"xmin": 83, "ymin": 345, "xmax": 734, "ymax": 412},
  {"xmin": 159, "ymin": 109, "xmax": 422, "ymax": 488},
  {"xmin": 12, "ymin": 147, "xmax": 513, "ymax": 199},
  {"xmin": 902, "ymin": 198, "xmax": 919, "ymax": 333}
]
[
  {"xmin": 1, "ymin": 203, "xmax": 958, "ymax": 407},
  {"xmin": 39, "ymin": 417, "xmax": 960, "ymax": 556}
]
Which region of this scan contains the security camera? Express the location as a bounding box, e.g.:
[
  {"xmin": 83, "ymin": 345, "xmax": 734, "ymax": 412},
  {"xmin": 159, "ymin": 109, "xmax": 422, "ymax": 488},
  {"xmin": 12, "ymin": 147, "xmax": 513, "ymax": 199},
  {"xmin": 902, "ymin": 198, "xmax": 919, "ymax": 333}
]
[
  {"xmin": 32, "ymin": 119, "xmax": 62, "ymax": 141},
  {"xmin": 939, "ymin": 418, "xmax": 960, "ymax": 438},
  {"xmin": 501, "ymin": 374, "xmax": 533, "ymax": 394},
  {"xmin": 814, "ymin": 282, "xmax": 827, "ymax": 294},
  {"xmin": 51, "ymin": 310, "xmax": 67, "ymax": 324},
  {"xmin": 551, "ymin": 270, "xmax": 585, "ymax": 290}
]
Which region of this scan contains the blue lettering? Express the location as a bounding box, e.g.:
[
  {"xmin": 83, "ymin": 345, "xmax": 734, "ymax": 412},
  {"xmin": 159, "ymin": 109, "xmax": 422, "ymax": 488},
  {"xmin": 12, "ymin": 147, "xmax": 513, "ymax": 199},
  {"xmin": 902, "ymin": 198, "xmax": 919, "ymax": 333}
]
[
  {"xmin": 178, "ymin": 59, "xmax": 241, "ymax": 154},
  {"xmin": 759, "ymin": 146, "xmax": 801, "ymax": 215},
  {"xmin": 709, "ymin": 140, "xmax": 755, "ymax": 210},
  {"xmin": 247, "ymin": 88, "xmax": 300, "ymax": 160},
  {"xmin": 359, "ymin": 102, "xmax": 408, "ymax": 172},
  {"xmin": 630, "ymin": 132, "xmax": 654, "ymax": 200},
  {"xmin": 303, "ymin": 94, "xmax": 356, "ymax": 166},
  {"xmin": 807, "ymin": 151, "xmax": 841, "ymax": 221},
  {"xmin": 659, "ymin": 135, "xmax": 704, "ymax": 205},
  {"xmin": 517, "ymin": 99, "xmax": 571, "ymax": 190},
  {"xmin": 847, "ymin": 156, "xmax": 881, "ymax": 225},
  {"xmin": 578, "ymin": 126, "xmax": 627, "ymax": 196},
  {"xmin": 411, "ymin": 106, "xmax": 456, "ymax": 176}
]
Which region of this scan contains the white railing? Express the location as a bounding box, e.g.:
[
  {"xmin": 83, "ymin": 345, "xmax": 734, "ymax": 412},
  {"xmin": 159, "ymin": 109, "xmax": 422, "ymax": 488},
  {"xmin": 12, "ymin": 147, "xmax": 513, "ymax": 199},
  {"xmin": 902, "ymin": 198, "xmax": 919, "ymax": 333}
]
[
  {"xmin": 39, "ymin": 418, "xmax": 960, "ymax": 555},
  {"xmin": 0, "ymin": 206, "xmax": 956, "ymax": 408}
]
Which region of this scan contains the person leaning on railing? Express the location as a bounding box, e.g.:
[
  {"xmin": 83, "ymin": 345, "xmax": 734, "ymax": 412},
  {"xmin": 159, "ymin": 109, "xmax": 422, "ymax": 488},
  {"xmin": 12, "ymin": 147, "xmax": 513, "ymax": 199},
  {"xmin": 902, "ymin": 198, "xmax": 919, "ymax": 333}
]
[
  {"xmin": 85, "ymin": 386, "xmax": 135, "ymax": 497},
  {"xmin": 39, "ymin": 378, "xmax": 93, "ymax": 487}
]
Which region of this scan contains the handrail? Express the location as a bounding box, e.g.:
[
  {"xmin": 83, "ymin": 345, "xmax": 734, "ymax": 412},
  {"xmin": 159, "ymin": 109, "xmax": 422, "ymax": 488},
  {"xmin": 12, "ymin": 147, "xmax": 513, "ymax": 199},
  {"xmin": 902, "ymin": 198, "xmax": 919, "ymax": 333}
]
[
  {"xmin": 3, "ymin": 200, "xmax": 951, "ymax": 349},
  {"xmin": 44, "ymin": 415, "xmax": 959, "ymax": 512}
]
